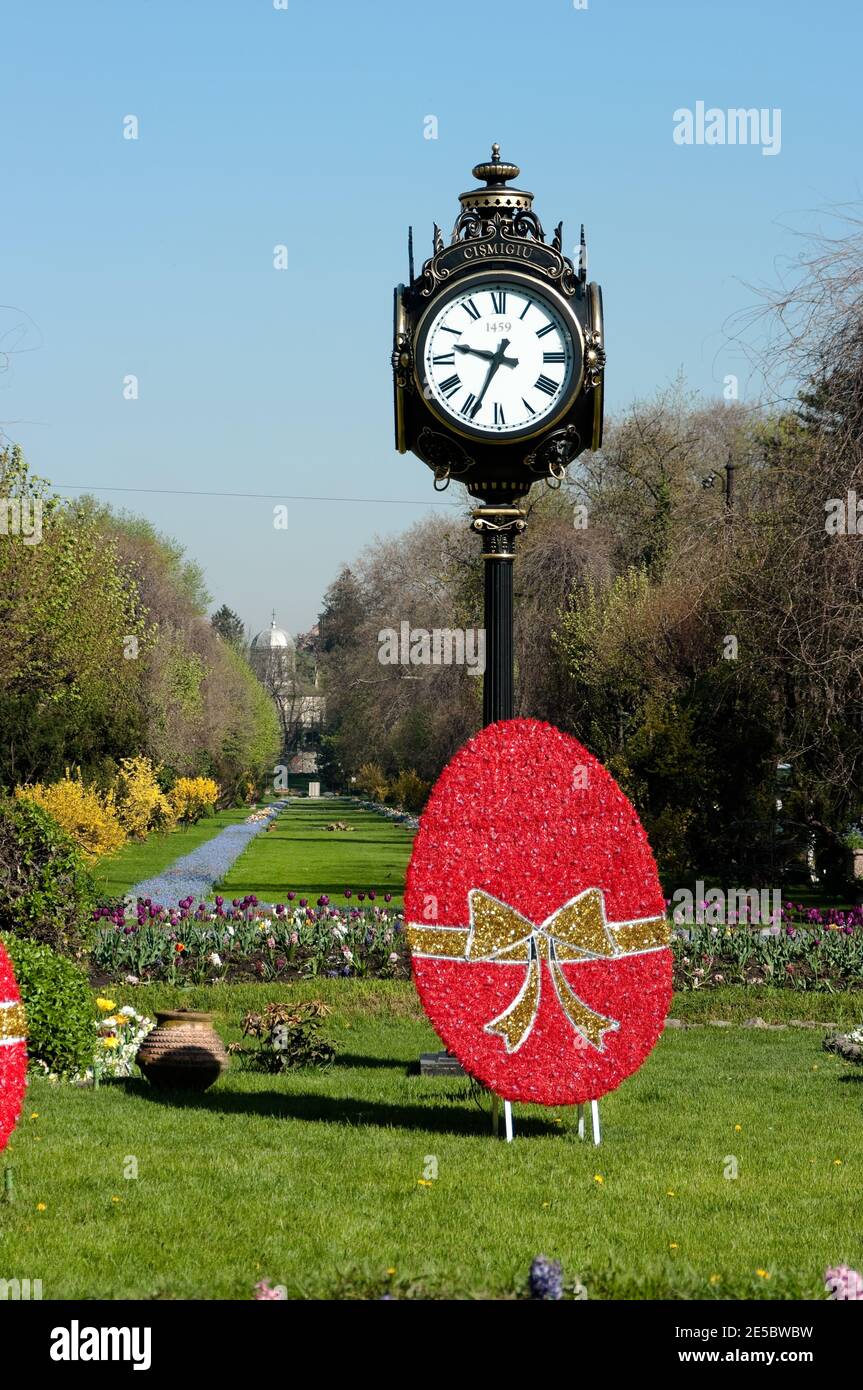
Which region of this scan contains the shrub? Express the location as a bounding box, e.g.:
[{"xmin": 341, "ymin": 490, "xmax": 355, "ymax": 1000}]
[
  {"xmin": 0, "ymin": 795, "xmax": 96, "ymax": 956},
  {"xmin": 355, "ymin": 761, "xmax": 389, "ymax": 802},
  {"xmin": 388, "ymin": 768, "xmax": 430, "ymax": 814},
  {"xmin": 169, "ymin": 776, "xmax": 220, "ymax": 824},
  {"xmin": 2, "ymin": 933, "xmax": 94, "ymax": 1077},
  {"xmin": 114, "ymin": 755, "xmax": 176, "ymax": 838},
  {"xmin": 231, "ymin": 1001, "xmax": 334, "ymax": 1071},
  {"xmin": 15, "ymin": 772, "xmax": 126, "ymax": 862}
]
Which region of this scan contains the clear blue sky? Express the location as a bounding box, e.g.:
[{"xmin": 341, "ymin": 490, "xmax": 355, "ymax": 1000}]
[{"xmin": 3, "ymin": 0, "xmax": 861, "ymax": 634}]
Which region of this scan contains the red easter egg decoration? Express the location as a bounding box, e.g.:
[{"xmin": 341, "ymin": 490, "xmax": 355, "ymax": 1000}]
[
  {"xmin": 0, "ymin": 940, "xmax": 27, "ymax": 1151},
  {"xmin": 405, "ymin": 719, "xmax": 671, "ymax": 1105}
]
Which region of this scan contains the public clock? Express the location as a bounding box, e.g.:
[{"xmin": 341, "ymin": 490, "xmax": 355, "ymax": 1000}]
[{"xmin": 414, "ymin": 273, "xmax": 583, "ymax": 444}]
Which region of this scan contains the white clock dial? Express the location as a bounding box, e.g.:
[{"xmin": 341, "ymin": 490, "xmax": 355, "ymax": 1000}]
[{"xmin": 421, "ymin": 280, "xmax": 576, "ymax": 437}]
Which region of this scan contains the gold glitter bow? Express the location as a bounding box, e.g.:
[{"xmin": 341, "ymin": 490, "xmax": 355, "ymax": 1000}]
[
  {"xmin": 0, "ymin": 1001, "xmax": 26, "ymax": 1045},
  {"xmin": 407, "ymin": 888, "xmax": 668, "ymax": 1054}
]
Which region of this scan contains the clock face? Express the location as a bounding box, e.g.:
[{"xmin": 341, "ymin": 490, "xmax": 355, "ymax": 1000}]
[{"xmin": 418, "ymin": 278, "xmax": 578, "ymax": 440}]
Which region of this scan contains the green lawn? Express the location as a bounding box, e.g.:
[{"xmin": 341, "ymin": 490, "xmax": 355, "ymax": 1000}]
[
  {"xmin": 94, "ymin": 808, "xmax": 252, "ymax": 899},
  {"xmin": 216, "ymin": 798, "xmax": 414, "ymax": 907},
  {"xmin": 2, "ymin": 979, "xmax": 860, "ymax": 1300}
]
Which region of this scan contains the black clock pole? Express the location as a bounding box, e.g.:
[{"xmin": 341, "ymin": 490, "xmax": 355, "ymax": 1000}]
[
  {"xmin": 471, "ymin": 506, "xmax": 526, "ymax": 725},
  {"xmin": 394, "ymin": 144, "xmax": 604, "ymax": 1091}
]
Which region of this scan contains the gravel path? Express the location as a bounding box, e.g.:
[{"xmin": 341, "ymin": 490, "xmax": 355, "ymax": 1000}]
[{"xmin": 126, "ymin": 801, "xmax": 289, "ymax": 907}]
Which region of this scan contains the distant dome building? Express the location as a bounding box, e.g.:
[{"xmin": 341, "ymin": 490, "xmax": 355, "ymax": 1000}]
[
  {"xmin": 250, "ymin": 613, "xmax": 296, "ymax": 692},
  {"xmin": 249, "ymin": 612, "xmax": 325, "ymax": 785}
]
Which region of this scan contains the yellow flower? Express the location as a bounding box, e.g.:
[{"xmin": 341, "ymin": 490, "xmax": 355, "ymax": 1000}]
[
  {"xmin": 36, "ymin": 1202, "xmax": 46, "ymax": 1212},
  {"xmin": 594, "ymin": 1174, "xmax": 604, "ymax": 1184},
  {"xmin": 734, "ymin": 1124, "xmax": 742, "ymax": 1132},
  {"xmin": 29, "ymin": 1112, "xmax": 39, "ymax": 1119},
  {"xmin": 709, "ymin": 1274, "xmax": 721, "ymax": 1285},
  {"xmin": 386, "ymin": 1268, "xmax": 396, "ymax": 1276},
  {"xmin": 102, "ymin": 1036, "xmax": 120, "ymax": 1049},
  {"xmin": 669, "ymin": 1243, "xmax": 679, "ymax": 1250},
  {"xmin": 666, "ymin": 1190, "xmax": 676, "ymax": 1197},
  {"xmin": 111, "ymin": 1196, "xmax": 121, "ymax": 1203},
  {"xmin": 834, "ymin": 1159, "xmax": 842, "ymax": 1166},
  {"xmin": 417, "ymin": 1178, "xmax": 433, "ymax": 1187},
  {"xmin": 96, "ymin": 998, "xmax": 116, "ymax": 1012},
  {"xmin": 755, "ymin": 1269, "xmax": 770, "ymax": 1279}
]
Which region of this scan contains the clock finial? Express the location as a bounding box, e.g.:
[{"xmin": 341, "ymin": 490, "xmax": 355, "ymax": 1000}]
[{"xmin": 459, "ymin": 144, "xmax": 533, "ymax": 220}]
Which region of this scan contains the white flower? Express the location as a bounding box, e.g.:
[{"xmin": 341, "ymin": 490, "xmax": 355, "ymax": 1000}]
[
  {"xmin": 342, "ymin": 947, "xmax": 353, "ymax": 961},
  {"xmin": 209, "ymin": 952, "xmax": 222, "ymax": 967},
  {"xmin": 124, "ymin": 974, "xmax": 139, "ymax": 985},
  {"xmin": 388, "ymin": 952, "xmax": 398, "ymax": 963},
  {"xmin": 332, "ymin": 925, "xmax": 346, "ymax": 940},
  {"xmin": 119, "ymin": 1005, "xmax": 136, "ymax": 1017}
]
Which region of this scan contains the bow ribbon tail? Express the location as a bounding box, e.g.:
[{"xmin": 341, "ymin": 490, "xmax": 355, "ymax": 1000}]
[
  {"xmin": 548, "ymin": 941, "xmax": 619, "ymax": 1050},
  {"xmin": 483, "ymin": 938, "xmax": 542, "ymax": 1053}
]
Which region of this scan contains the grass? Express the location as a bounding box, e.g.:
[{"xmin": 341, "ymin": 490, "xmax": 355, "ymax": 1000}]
[
  {"xmin": 671, "ymin": 985, "xmax": 863, "ymax": 1027},
  {"xmin": 3, "ymin": 979, "xmax": 861, "ymax": 1300},
  {"xmin": 93, "ymin": 808, "xmax": 252, "ymax": 899},
  {"xmin": 216, "ymin": 798, "xmax": 415, "ymax": 908}
]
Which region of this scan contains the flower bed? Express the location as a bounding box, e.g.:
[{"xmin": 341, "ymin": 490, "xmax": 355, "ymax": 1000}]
[
  {"xmin": 672, "ymin": 902, "xmax": 863, "ymax": 992},
  {"xmin": 350, "ymin": 797, "xmax": 420, "ymax": 831},
  {"xmin": 91, "ymin": 893, "xmax": 407, "ymax": 985}
]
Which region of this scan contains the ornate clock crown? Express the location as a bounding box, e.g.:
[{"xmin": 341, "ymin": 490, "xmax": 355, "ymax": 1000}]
[{"xmin": 458, "ymin": 143, "xmax": 534, "ymax": 216}]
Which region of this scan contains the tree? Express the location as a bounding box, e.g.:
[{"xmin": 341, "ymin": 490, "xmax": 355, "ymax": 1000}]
[{"xmin": 211, "ymin": 605, "xmax": 245, "ymax": 649}]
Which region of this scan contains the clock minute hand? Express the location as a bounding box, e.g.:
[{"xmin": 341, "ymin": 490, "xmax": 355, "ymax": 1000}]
[{"xmin": 470, "ymin": 337, "xmax": 514, "ymax": 418}]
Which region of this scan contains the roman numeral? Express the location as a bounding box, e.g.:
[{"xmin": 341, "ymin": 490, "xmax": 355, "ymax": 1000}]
[
  {"xmin": 535, "ymin": 374, "xmax": 558, "ymax": 396},
  {"xmin": 519, "ymin": 301, "xmax": 531, "ymax": 320},
  {"xmin": 536, "ymin": 322, "xmax": 555, "ymax": 338},
  {"xmin": 543, "ymin": 351, "xmax": 566, "ymax": 363},
  {"xmin": 490, "ymin": 289, "xmax": 507, "ymax": 314},
  {"xmin": 463, "ymin": 298, "xmax": 481, "ymax": 321},
  {"xmin": 439, "ymin": 325, "xmax": 461, "ymax": 335},
  {"xmin": 433, "ymin": 353, "xmax": 455, "ymax": 365},
  {"xmin": 522, "ymin": 398, "xmax": 536, "ymax": 416},
  {"xmin": 439, "ymin": 374, "xmax": 461, "ymax": 398},
  {"xmin": 493, "ymin": 403, "xmax": 506, "ymax": 426},
  {"xmin": 460, "ymin": 392, "xmax": 477, "ymax": 416}
]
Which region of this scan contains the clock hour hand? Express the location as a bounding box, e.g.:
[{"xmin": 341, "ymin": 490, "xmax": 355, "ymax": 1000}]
[{"xmin": 455, "ymin": 343, "xmax": 519, "ymax": 368}]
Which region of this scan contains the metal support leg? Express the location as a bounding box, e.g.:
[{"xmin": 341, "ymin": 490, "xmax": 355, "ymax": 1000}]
[
  {"xmin": 491, "ymin": 1093, "xmax": 500, "ymax": 1136},
  {"xmin": 591, "ymin": 1099, "xmax": 601, "ymax": 1146},
  {"xmin": 504, "ymin": 1100, "xmax": 514, "ymax": 1143},
  {"xmin": 577, "ymin": 1104, "xmax": 585, "ymax": 1139}
]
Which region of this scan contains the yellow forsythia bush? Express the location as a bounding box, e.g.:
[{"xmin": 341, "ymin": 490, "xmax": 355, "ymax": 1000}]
[
  {"xmin": 169, "ymin": 776, "xmax": 220, "ymax": 824},
  {"xmin": 114, "ymin": 755, "xmax": 176, "ymax": 838},
  {"xmin": 355, "ymin": 761, "xmax": 389, "ymax": 803},
  {"xmin": 15, "ymin": 773, "xmax": 126, "ymax": 862}
]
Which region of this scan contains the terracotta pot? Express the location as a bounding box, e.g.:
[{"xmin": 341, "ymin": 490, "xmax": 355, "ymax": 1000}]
[{"xmin": 136, "ymin": 1010, "xmax": 228, "ymax": 1091}]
